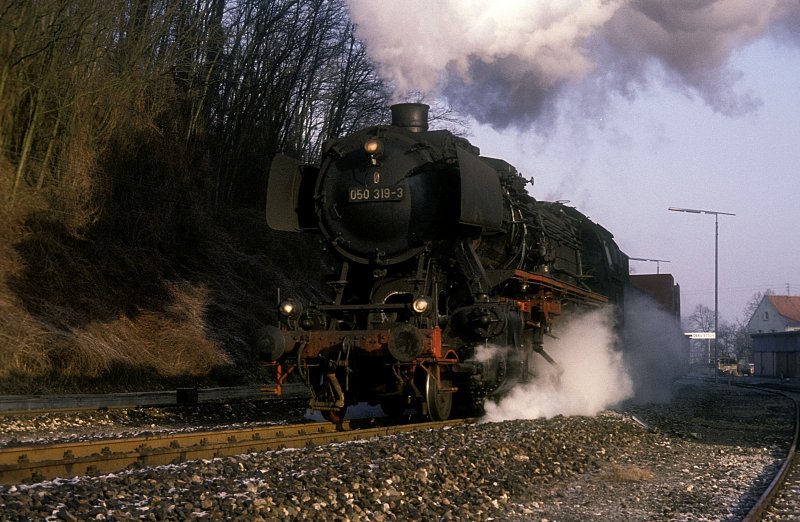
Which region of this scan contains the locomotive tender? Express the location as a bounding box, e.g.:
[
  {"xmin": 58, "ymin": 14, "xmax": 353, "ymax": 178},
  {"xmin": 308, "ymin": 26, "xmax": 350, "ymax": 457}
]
[{"xmin": 261, "ymin": 103, "xmax": 629, "ymax": 421}]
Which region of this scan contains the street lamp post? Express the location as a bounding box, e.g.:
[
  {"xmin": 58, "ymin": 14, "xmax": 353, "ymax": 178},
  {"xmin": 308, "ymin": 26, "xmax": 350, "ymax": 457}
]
[
  {"xmin": 669, "ymin": 207, "xmax": 735, "ymax": 383},
  {"xmin": 629, "ymin": 257, "xmax": 670, "ymax": 274}
]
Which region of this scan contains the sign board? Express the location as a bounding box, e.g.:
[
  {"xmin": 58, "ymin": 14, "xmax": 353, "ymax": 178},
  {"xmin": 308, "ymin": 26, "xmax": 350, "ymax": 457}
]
[{"xmin": 685, "ymin": 331, "xmax": 716, "ymax": 339}]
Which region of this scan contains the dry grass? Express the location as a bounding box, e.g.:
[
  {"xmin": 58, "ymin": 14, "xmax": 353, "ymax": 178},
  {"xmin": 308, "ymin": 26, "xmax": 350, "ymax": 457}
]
[
  {"xmin": 0, "ymin": 295, "xmax": 57, "ymax": 380},
  {"xmin": 604, "ymin": 463, "xmax": 655, "ymax": 482},
  {"xmin": 0, "ymin": 186, "xmax": 232, "ymax": 391},
  {"xmin": 0, "ymin": 275, "xmax": 234, "ymax": 393},
  {"xmin": 0, "ymin": 127, "xmax": 328, "ymax": 394},
  {"xmin": 0, "ymin": 166, "xmax": 53, "ymax": 384},
  {"xmin": 0, "ymin": 160, "xmax": 236, "ymax": 393},
  {"xmin": 71, "ymin": 282, "xmax": 231, "ymax": 378}
]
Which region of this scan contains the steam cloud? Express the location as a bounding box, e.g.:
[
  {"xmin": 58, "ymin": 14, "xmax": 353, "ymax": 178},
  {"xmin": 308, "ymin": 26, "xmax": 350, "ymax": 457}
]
[
  {"xmin": 346, "ymin": 0, "xmax": 800, "ymax": 129},
  {"xmin": 481, "ymin": 293, "xmax": 688, "ymax": 423},
  {"xmin": 483, "ymin": 307, "xmax": 633, "ymax": 422}
]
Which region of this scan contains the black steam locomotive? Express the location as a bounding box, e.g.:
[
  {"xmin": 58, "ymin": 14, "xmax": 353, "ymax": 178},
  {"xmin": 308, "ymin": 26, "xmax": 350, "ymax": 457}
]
[{"xmin": 260, "ymin": 104, "xmax": 629, "ymax": 421}]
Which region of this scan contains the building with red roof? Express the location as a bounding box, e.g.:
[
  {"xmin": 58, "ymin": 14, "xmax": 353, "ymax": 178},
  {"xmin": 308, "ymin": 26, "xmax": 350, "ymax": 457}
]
[
  {"xmin": 747, "ymin": 295, "xmax": 800, "ymax": 377},
  {"xmin": 747, "ymin": 295, "xmax": 800, "ymax": 333}
]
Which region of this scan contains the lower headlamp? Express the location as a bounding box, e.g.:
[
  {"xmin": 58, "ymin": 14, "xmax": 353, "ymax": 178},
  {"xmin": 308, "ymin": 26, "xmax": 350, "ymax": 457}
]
[{"xmin": 279, "ymin": 299, "xmax": 303, "ymax": 318}]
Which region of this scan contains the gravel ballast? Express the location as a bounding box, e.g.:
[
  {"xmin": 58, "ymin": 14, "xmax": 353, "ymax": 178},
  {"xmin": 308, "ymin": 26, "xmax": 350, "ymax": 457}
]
[{"xmin": 0, "ymin": 378, "xmax": 794, "ymax": 521}]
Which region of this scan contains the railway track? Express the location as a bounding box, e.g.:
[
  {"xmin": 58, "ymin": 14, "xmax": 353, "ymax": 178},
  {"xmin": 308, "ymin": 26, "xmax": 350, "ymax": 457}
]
[
  {"xmin": 0, "ymin": 417, "xmax": 472, "ymax": 485},
  {"xmin": 1, "ymin": 378, "xmax": 796, "ymax": 519},
  {"xmin": 742, "ymin": 385, "xmax": 800, "ymax": 521},
  {"xmin": 0, "ymin": 384, "xmax": 308, "ymax": 415}
]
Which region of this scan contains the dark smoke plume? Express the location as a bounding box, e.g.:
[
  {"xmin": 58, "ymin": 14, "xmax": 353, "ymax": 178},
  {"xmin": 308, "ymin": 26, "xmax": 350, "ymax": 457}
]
[
  {"xmin": 346, "ymin": 0, "xmax": 800, "ymax": 130},
  {"xmin": 622, "ymin": 287, "xmax": 689, "ymax": 404}
]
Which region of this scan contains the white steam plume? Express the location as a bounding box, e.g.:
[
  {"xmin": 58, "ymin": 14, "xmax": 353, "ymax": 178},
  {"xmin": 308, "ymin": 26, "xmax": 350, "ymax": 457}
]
[
  {"xmin": 482, "ymin": 307, "xmax": 633, "ymax": 422},
  {"xmin": 346, "ymin": 0, "xmax": 800, "ymax": 129}
]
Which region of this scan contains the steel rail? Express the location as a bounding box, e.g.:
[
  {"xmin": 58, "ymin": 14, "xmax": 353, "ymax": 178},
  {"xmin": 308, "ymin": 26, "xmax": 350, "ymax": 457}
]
[
  {"xmin": 0, "ymin": 384, "xmax": 309, "ymax": 415},
  {"xmin": 0, "ymin": 418, "xmax": 472, "ymax": 485},
  {"xmin": 740, "ymin": 385, "xmax": 800, "ymax": 522}
]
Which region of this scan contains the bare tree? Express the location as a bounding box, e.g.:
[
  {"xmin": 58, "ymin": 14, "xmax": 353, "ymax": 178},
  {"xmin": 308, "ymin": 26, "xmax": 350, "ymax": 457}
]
[
  {"xmin": 0, "ymin": 0, "xmax": 404, "ymax": 389},
  {"xmin": 206, "ymin": 0, "xmax": 389, "ymax": 207},
  {"xmin": 688, "ymin": 304, "xmax": 714, "ymax": 333},
  {"xmin": 1, "ymin": 0, "xmax": 392, "ymax": 211},
  {"xmin": 731, "ymin": 318, "xmax": 753, "ymax": 362}
]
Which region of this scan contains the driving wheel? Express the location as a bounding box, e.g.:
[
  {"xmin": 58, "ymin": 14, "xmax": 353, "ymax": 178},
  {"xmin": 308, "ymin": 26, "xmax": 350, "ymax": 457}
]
[{"xmin": 425, "ymin": 372, "xmax": 453, "ymax": 421}]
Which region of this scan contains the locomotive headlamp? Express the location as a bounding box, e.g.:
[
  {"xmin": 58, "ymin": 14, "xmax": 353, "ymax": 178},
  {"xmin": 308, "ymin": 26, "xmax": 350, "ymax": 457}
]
[
  {"xmin": 279, "ymin": 298, "xmax": 303, "ymax": 318},
  {"xmin": 363, "ymin": 138, "xmax": 383, "ymax": 156},
  {"xmin": 411, "ymin": 296, "xmax": 433, "ymax": 314}
]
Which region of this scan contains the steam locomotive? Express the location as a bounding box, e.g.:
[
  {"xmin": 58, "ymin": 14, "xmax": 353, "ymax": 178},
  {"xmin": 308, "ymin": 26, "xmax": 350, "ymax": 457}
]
[{"xmin": 260, "ymin": 104, "xmax": 629, "ymax": 421}]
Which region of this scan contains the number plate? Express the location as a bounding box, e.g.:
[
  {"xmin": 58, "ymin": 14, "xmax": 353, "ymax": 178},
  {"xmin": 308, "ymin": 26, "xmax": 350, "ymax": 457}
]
[{"xmin": 348, "ymin": 186, "xmax": 404, "ymax": 203}]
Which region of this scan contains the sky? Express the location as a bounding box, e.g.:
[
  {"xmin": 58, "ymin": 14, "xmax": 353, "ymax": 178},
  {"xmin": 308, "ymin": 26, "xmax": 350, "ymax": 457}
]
[{"xmin": 347, "ymin": 0, "xmax": 800, "ymax": 324}]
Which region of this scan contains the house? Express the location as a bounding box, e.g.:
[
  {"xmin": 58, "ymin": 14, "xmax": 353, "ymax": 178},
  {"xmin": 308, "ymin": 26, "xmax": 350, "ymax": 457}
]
[
  {"xmin": 747, "ymin": 295, "xmax": 800, "ymax": 377},
  {"xmin": 747, "ymin": 295, "xmax": 800, "ymax": 333}
]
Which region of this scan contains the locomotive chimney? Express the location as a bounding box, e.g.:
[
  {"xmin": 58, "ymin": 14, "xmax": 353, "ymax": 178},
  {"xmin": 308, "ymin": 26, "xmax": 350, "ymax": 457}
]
[{"xmin": 391, "ymin": 103, "xmax": 429, "ymax": 132}]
